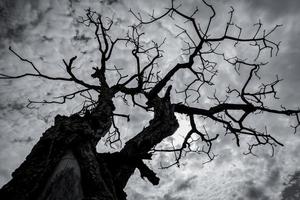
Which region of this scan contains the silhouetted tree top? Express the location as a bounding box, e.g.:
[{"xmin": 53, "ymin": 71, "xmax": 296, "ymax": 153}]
[{"xmin": 1, "ymin": 0, "xmax": 300, "ymax": 199}]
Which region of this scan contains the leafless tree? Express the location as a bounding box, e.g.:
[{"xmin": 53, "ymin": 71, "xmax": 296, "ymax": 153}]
[{"xmin": 0, "ymin": 1, "xmax": 299, "ymax": 199}]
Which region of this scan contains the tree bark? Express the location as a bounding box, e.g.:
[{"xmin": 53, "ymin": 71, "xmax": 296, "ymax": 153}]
[
  {"xmin": 0, "ymin": 94, "xmax": 179, "ymax": 200},
  {"xmin": 0, "ymin": 93, "xmax": 115, "ymax": 200},
  {"xmin": 96, "ymin": 95, "xmax": 179, "ymax": 199},
  {"xmin": 37, "ymin": 150, "xmax": 83, "ymax": 200}
]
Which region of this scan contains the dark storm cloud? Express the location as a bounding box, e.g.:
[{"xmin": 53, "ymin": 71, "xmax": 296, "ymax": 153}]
[
  {"xmin": 41, "ymin": 36, "xmax": 54, "ymax": 42},
  {"xmin": 104, "ymin": 0, "xmax": 120, "ymax": 5},
  {"xmin": 281, "ymin": 171, "xmax": 300, "ymax": 200},
  {"xmin": 244, "ymin": 181, "xmax": 270, "ymax": 200},
  {"xmin": 100, "ymin": 0, "xmax": 120, "ymax": 5},
  {"xmin": 11, "ymin": 136, "xmax": 34, "ymax": 144},
  {"xmin": 0, "ymin": 0, "xmax": 51, "ymax": 43},
  {"xmin": 72, "ymin": 31, "xmax": 91, "ymax": 43},
  {"xmin": 175, "ymin": 175, "xmax": 197, "ymax": 192},
  {"xmin": 0, "ymin": 101, "xmax": 25, "ymax": 120},
  {"xmin": 7, "ymin": 102, "xmax": 25, "ymax": 111},
  {"xmin": 3, "ymin": 24, "xmax": 27, "ymax": 41},
  {"xmin": 265, "ymin": 168, "xmax": 280, "ymax": 187}
]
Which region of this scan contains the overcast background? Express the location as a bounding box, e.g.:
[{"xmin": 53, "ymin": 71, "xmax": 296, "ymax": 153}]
[{"xmin": 0, "ymin": 0, "xmax": 300, "ymax": 199}]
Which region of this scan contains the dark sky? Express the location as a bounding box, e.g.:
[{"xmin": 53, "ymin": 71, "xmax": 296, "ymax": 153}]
[{"xmin": 0, "ymin": 0, "xmax": 300, "ymax": 199}]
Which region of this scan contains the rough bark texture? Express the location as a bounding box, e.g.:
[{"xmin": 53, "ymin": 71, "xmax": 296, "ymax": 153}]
[
  {"xmin": 37, "ymin": 150, "xmax": 83, "ymax": 200},
  {"xmin": 0, "ymin": 94, "xmax": 115, "ymax": 200},
  {"xmin": 74, "ymin": 141, "xmax": 117, "ymax": 200},
  {"xmin": 0, "ymin": 94, "xmax": 178, "ymax": 200},
  {"xmin": 97, "ymin": 95, "xmax": 179, "ymax": 199}
]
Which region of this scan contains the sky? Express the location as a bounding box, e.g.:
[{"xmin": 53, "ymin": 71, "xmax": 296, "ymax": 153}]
[{"xmin": 0, "ymin": 0, "xmax": 300, "ymax": 199}]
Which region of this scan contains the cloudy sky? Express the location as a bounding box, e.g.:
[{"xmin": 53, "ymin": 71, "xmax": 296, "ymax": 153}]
[{"xmin": 0, "ymin": 0, "xmax": 300, "ymax": 199}]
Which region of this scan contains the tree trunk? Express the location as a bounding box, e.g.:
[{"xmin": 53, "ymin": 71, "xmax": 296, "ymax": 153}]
[
  {"xmin": 0, "ymin": 95, "xmax": 179, "ymax": 200},
  {"xmin": 37, "ymin": 150, "xmax": 83, "ymax": 200},
  {"xmin": 0, "ymin": 93, "xmax": 116, "ymax": 200}
]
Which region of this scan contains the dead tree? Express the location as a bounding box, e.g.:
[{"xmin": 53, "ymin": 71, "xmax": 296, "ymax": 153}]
[{"xmin": 0, "ymin": 1, "xmax": 299, "ymax": 199}]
